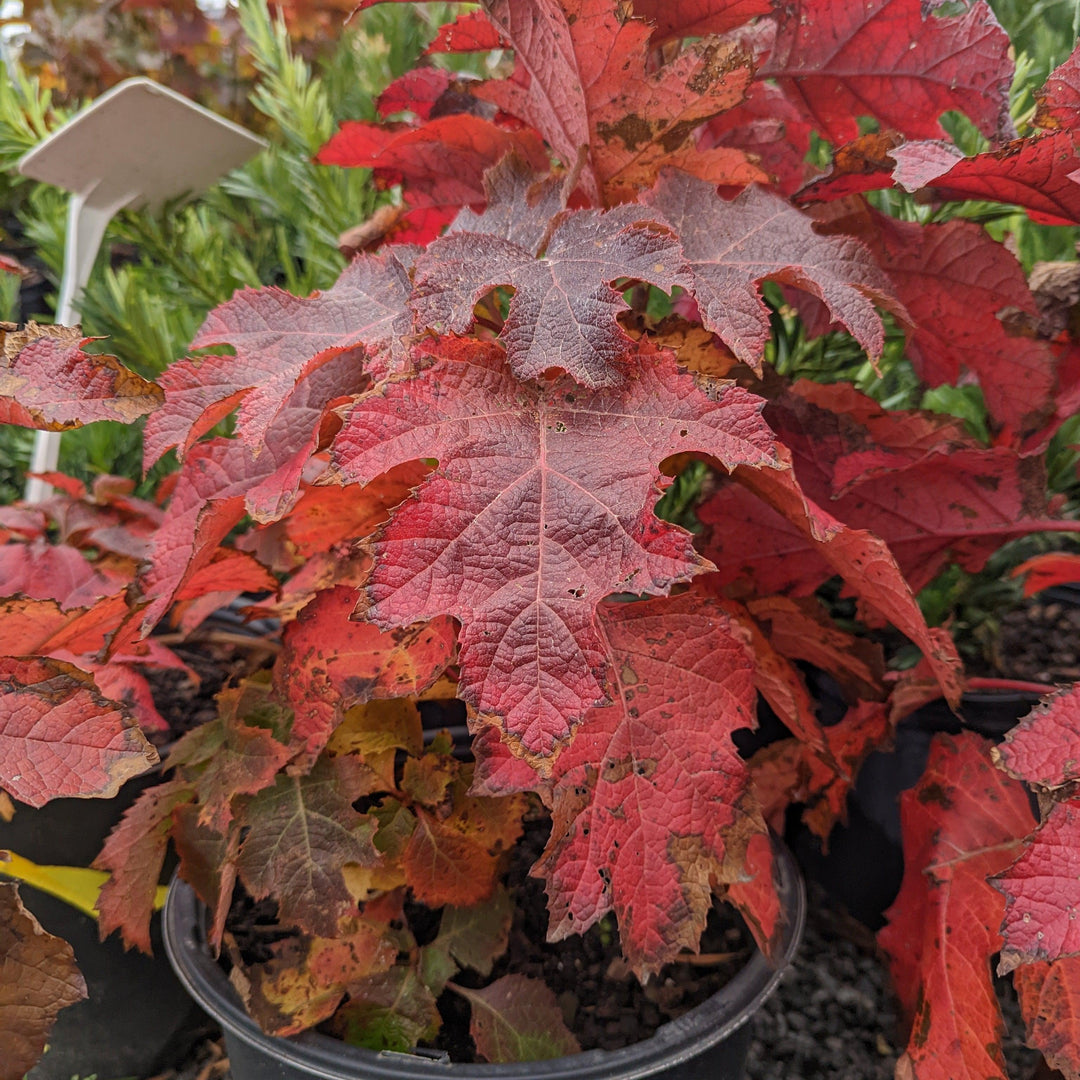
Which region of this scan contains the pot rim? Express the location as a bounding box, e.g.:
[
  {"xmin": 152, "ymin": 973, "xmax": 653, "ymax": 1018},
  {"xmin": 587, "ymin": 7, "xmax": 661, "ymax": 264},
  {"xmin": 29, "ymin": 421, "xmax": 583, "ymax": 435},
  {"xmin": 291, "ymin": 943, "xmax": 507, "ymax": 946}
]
[{"xmin": 162, "ymin": 839, "xmax": 804, "ymax": 1080}]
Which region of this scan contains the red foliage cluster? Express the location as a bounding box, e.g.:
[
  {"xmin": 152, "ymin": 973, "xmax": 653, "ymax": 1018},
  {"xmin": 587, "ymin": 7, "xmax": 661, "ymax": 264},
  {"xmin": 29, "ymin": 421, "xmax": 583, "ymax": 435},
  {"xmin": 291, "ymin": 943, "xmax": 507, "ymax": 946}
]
[{"xmin": 6, "ymin": 0, "xmax": 1080, "ymax": 1072}]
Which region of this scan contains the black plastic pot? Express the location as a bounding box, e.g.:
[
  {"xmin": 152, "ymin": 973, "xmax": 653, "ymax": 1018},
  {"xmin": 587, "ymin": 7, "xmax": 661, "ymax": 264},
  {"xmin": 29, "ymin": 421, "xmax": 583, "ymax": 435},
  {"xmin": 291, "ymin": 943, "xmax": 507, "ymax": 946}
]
[
  {"xmin": 793, "ymin": 682, "xmax": 1048, "ymax": 928},
  {"xmin": 163, "ymin": 841, "xmax": 805, "ymax": 1080}
]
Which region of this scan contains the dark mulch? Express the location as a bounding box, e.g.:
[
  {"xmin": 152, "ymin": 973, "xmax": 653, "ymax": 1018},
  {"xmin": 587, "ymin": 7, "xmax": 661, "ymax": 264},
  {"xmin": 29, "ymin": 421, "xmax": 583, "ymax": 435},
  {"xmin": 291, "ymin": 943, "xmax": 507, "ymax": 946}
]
[
  {"xmin": 746, "ymin": 885, "xmax": 1044, "ymax": 1080},
  {"xmin": 979, "ymin": 590, "xmax": 1080, "ymax": 684}
]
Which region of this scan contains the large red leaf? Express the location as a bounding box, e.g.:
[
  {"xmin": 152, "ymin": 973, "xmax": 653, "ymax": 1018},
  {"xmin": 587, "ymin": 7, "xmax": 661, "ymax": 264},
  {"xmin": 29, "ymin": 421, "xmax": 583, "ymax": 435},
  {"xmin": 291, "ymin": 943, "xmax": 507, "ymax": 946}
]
[
  {"xmin": 94, "ymin": 779, "xmax": 195, "ymax": 954},
  {"xmin": 878, "ymin": 733, "xmax": 1034, "ymax": 1080},
  {"xmin": 1013, "ymin": 958, "xmax": 1080, "ymax": 1080},
  {"xmin": 144, "ymin": 253, "xmax": 411, "ymax": 468},
  {"xmin": 476, "ymin": 0, "xmax": 761, "ymax": 204},
  {"xmin": 891, "ymin": 131, "xmax": 1080, "ymax": 226},
  {"xmin": 0, "ymin": 656, "xmax": 158, "ymax": 808},
  {"xmin": 760, "ymin": 0, "xmax": 1013, "ymax": 144},
  {"xmin": 236, "ymin": 755, "xmax": 380, "ymax": 937},
  {"xmin": 331, "ymin": 339, "xmax": 782, "ymax": 759},
  {"xmin": 316, "ymin": 114, "xmax": 549, "ymax": 211},
  {"xmin": 0, "ymin": 322, "xmax": 162, "ymax": 430},
  {"xmin": 412, "ymin": 199, "xmax": 690, "ymax": 386},
  {"xmin": 645, "ymin": 170, "xmax": 895, "ymax": 370},
  {"xmin": 993, "ymin": 798, "xmax": 1080, "ymax": 974},
  {"xmin": 0, "ymin": 882, "xmax": 86, "ymax": 1080},
  {"xmin": 276, "ymin": 586, "xmax": 456, "ymax": 764},
  {"xmin": 527, "ymin": 593, "xmax": 762, "ymax": 976}
]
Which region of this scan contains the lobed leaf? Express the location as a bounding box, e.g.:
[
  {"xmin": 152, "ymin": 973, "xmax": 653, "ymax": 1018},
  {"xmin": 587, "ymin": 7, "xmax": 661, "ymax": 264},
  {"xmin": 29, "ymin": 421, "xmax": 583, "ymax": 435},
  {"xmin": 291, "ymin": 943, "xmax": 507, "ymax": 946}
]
[
  {"xmin": 528, "ymin": 593, "xmax": 763, "ymax": 976},
  {"xmin": 646, "ymin": 170, "xmax": 895, "ymax": 369},
  {"xmin": 331, "ymin": 338, "xmax": 782, "ymax": 758}
]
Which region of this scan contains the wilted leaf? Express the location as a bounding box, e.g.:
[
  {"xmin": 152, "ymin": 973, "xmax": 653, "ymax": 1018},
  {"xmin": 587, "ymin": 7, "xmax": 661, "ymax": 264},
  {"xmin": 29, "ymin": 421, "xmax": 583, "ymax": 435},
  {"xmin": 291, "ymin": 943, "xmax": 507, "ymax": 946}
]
[
  {"xmin": 476, "ymin": 0, "xmax": 761, "ymax": 203},
  {"xmin": 331, "ymin": 338, "xmax": 782, "ymax": 758},
  {"xmin": 329, "ymin": 966, "xmax": 440, "ymax": 1052},
  {"xmin": 236, "ymin": 755, "xmax": 380, "ymax": 937},
  {"xmin": 276, "ymin": 586, "xmax": 456, "ymax": 765},
  {"xmin": 0, "ymin": 881, "xmax": 87, "ymax": 1080},
  {"xmin": 453, "ymin": 974, "xmax": 580, "ymax": 1063}
]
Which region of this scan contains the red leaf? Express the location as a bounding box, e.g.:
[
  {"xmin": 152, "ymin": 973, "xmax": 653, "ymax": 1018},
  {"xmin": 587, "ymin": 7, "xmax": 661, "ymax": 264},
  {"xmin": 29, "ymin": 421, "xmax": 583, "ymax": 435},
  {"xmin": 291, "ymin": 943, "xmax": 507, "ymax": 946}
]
[
  {"xmin": 857, "ymin": 213, "xmax": 1056, "ymax": 437},
  {"xmin": 0, "ymin": 539, "xmax": 122, "ymax": 609},
  {"xmin": 412, "ymin": 197, "xmax": 690, "ymax": 386},
  {"xmin": 699, "ymin": 385, "xmax": 1080, "ymax": 595},
  {"xmin": 1012, "ymin": 552, "xmax": 1080, "ymax": 597},
  {"xmin": 0, "ymin": 322, "xmax": 162, "ymax": 430},
  {"xmin": 476, "ymin": 0, "xmax": 760, "ymax": 203},
  {"xmin": 892, "ymin": 131, "xmax": 1080, "ymax": 226},
  {"xmin": 0, "ymin": 657, "xmax": 158, "ymax": 809},
  {"xmin": 140, "ymin": 348, "xmax": 363, "ymax": 631},
  {"xmin": 316, "ymin": 115, "xmax": 549, "ymax": 211},
  {"xmin": 993, "ymin": 798, "xmax": 1080, "ymax": 973},
  {"xmin": 995, "ymin": 684, "xmax": 1080, "ymax": 790},
  {"xmin": 331, "ymin": 339, "xmax": 782, "ymax": 758},
  {"xmin": 377, "ymin": 68, "xmax": 453, "ymax": 120},
  {"xmin": 699, "ymin": 82, "xmax": 816, "ymax": 196},
  {"xmin": 1037, "ymin": 41, "xmax": 1080, "ymax": 130},
  {"xmin": 530, "ymin": 594, "xmax": 763, "ymax": 976},
  {"xmin": 453, "ymin": 975, "xmax": 580, "ymax": 1063},
  {"xmin": 425, "ymin": 10, "xmax": 505, "ymax": 53},
  {"xmin": 236, "ymin": 755, "xmax": 380, "ymax": 937},
  {"xmin": 276, "ymin": 586, "xmax": 456, "ymax": 764},
  {"xmin": 726, "ymin": 830, "xmax": 783, "ymax": 959},
  {"xmin": 632, "ymin": 0, "xmax": 773, "ymax": 41},
  {"xmin": 171, "ymin": 804, "xmax": 239, "ymax": 952},
  {"xmin": 0, "ymin": 882, "xmax": 86, "ymax": 1080},
  {"xmin": 646, "ymin": 171, "xmax": 895, "ymax": 369},
  {"xmin": 1013, "ymin": 958, "xmax": 1080, "ymax": 1080},
  {"xmin": 145, "ymin": 253, "xmax": 410, "ymax": 467},
  {"xmin": 878, "ymin": 734, "xmax": 1034, "ymax": 1080},
  {"xmin": 701, "ymin": 444, "xmax": 964, "ymax": 704},
  {"xmin": 760, "ymin": 0, "xmax": 1013, "ymax": 144},
  {"xmin": 94, "ymin": 779, "xmax": 195, "ymax": 954}
]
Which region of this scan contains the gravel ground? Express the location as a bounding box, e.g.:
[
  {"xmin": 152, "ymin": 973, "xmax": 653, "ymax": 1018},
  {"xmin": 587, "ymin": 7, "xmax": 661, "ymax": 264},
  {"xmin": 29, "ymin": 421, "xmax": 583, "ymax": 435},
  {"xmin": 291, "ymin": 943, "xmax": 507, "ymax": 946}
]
[{"xmin": 746, "ymin": 886, "xmax": 1044, "ymax": 1080}]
